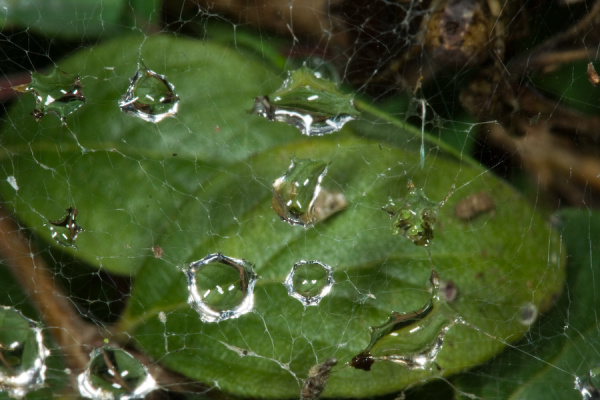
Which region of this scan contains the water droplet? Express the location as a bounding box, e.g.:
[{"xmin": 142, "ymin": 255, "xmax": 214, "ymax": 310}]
[
  {"xmin": 186, "ymin": 253, "xmax": 258, "ymax": 323},
  {"xmin": 575, "ymin": 365, "xmax": 600, "ymax": 400},
  {"xmin": 77, "ymin": 347, "xmax": 157, "ymax": 400},
  {"xmin": 14, "ymin": 68, "xmax": 85, "ymax": 121},
  {"xmin": 252, "ymin": 66, "xmax": 359, "ymax": 136},
  {"xmin": 272, "ymin": 158, "xmax": 347, "ymax": 227},
  {"xmin": 118, "ymin": 64, "xmax": 179, "ymax": 123},
  {"xmin": 383, "ymin": 181, "xmax": 437, "ymax": 246},
  {"xmin": 284, "ymin": 260, "xmax": 334, "ymax": 306},
  {"xmin": 0, "ymin": 306, "xmax": 49, "ymax": 398},
  {"xmin": 48, "ymin": 207, "xmax": 82, "ymax": 247},
  {"xmin": 6, "ymin": 176, "xmax": 18, "ymax": 191},
  {"xmin": 518, "ymin": 303, "xmax": 538, "ymax": 326},
  {"xmin": 350, "ymin": 271, "xmax": 462, "ymax": 372}
]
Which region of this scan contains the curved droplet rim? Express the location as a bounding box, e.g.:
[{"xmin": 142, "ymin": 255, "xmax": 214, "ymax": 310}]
[
  {"xmin": 118, "ymin": 64, "xmax": 179, "ymax": 123},
  {"xmin": 284, "ymin": 260, "xmax": 334, "ymax": 306},
  {"xmin": 186, "ymin": 253, "xmax": 258, "ymax": 323},
  {"xmin": 0, "ymin": 306, "xmax": 49, "ymax": 398},
  {"xmin": 77, "ymin": 347, "xmax": 157, "ymax": 400}
]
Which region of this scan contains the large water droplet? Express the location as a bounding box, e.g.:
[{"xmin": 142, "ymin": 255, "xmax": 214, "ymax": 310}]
[
  {"xmin": 48, "ymin": 207, "xmax": 82, "ymax": 247},
  {"xmin": 118, "ymin": 64, "xmax": 179, "ymax": 123},
  {"xmin": 186, "ymin": 253, "xmax": 258, "ymax": 323},
  {"xmin": 350, "ymin": 271, "xmax": 462, "ymax": 372},
  {"xmin": 0, "ymin": 306, "xmax": 49, "ymax": 398},
  {"xmin": 272, "ymin": 158, "xmax": 347, "ymax": 227},
  {"xmin": 252, "ymin": 65, "xmax": 359, "ymax": 136},
  {"xmin": 14, "ymin": 68, "xmax": 85, "ymax": 121},
  {"xmin": 576, "ymin": 365, "xmax": 600, "ymax": 400},
  {"xmin": 284, "ymin": 260, "xmax": 334, "ymax": 306},
  {"xmin": 383, "ymin": 181, "xmax": 438, "ymax": 246},
  {"xmin": 77, "ymin": 347, "xmax": 157, "ymax": 400}
]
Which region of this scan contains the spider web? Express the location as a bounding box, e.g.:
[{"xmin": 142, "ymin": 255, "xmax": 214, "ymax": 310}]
[{"xmin": 0, "ymin": 1, "xmax": 598, "ymax": 399}]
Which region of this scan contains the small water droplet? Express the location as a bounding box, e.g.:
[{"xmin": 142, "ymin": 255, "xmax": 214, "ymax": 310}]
[
  {"xmin": 284, "ymin": 260, "xmax": 334, "ymax": 306},
  {"xmin": 6, "ymin": 176, "xmax": 18, "ymax": 191},
  {"xmin": 186, "ymin": 253, "xmax": 258, "ymax": 323},
  {"xmin": 272, "ymin": 158, "xmax": 347, "ymax": 227},
  {"xmin": 14, "ymin": 68, "xmax": 85, "ymax": 121},
  {"xmin": 518, "ymin": 303, "xmax": 538, "ymax": 326},
  {"xmin": 350, "ymin": 271, "xmax": 462, "ymax": 372},
  {"xmin": 252, "ymin": 66, "xmax": 359, "ymax": 136},
  {"xmin": 383, "ymin": 181, "xmax": 438, "ymax": 246},
  {"xmin": 575, "ymin": 365, "xmax": 600, "ymax": 400},
  {"xmin": 48, "ymin": 207, "xmax": 82, "ymax": 247},
  {"xmin": 77, "ymin": 347, "xmax": 157, "ymax": 400},
  {"xmin": 118, "ymin": 64, "xmax": 179, "ymax": 123},
  {"xmin": 0, "ymin": 306, "xmax": 49, "ymax": 398}
]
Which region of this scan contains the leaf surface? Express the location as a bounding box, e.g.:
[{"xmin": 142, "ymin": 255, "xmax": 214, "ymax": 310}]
[
  {"xmin": 452, "ymin": 209, "xmax": 600, "ymax": 400},
  {"xmin": 0, "ymin": 34, "xmax": 565, "ymax": 398}
]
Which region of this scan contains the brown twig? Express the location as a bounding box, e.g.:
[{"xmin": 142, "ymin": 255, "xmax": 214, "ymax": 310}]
[{"xmin": 0, "ymin": 207, "xmax": 99, "ymax": 371}]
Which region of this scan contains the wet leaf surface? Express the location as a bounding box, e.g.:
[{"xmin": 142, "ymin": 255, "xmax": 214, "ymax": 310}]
[
  {"xmin": 0, "ymin": 35, "xmax": 565, "ymax": 398},
  {"xmin": 452, "ymin": 209, "xmax": 600, "ymax": 400}
]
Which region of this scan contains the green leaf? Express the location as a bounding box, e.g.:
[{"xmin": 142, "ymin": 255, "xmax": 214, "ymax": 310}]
[
  {"xmin": 452, "ymin": 208, "xmax": 600, "ymax": 399},
  {"xmin": 0, "ymin": 34, "xmax": 565, "ymax": 398},
  {"xmin": 0, "ymin": 0, "xmax": 123, "ymax": 39}
]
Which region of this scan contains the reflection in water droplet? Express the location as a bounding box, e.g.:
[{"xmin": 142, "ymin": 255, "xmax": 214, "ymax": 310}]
[
  {"xmin": 350, "ymin": 271, "xmax": 463, "ymax": 372},
  {"xmin": 0, "ymin": 306, "xmax": 49, "ymax": 398},
  {"xmin": 272, "ymin": 158, "xmax": 347, "ymax": 227},
  {"xmin": 118, "ymin": 64, "xmax": 179, "ymax": 123},
  {"xmin": 252, "ymin": 66, "xmax": 359, "ymax": 136},
  {"xmin": 6, "ymin": 176, "xmax": 18, "ymax": 191},
  {"xmin": 14, "ymin": 68, "xmax": 85, "ymax": 121},
  {"xmin": 575, "ymin": 365, "xmax": 600, "ymax": 400},
  {"xmin": 186, "ymin": 253, "xmax": 258, "ymax": 323},
  {"xmin": 48, "ymin": 207, "xmax": 82, "ymax": 247},
  {"xmin": 77, "ymin": 347, "xmax": 156, "ymax": 400},
  {"xmin": 284, "ymin": 260, "xmax": 334, "ymax": 306},
  {"xmin": 383, "ymin": 181, "xmax": 438, "ymax": 246},
  {"xmin": 518, "ymin": 303, "xmax": 538, "ymax": 326}
]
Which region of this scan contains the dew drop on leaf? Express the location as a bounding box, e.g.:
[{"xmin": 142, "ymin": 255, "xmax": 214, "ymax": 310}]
[
  {"xmin": 185, "ymin": 253, "xmax": 258, "ymax": 323},
  {"xmin": 575, "ymin": 365, "xmax": 600, "ymax": 400},
  {"xmin": 13, "ymin": 68, "xmax": 85, "ymax": 122},
  {"xmin": 77, "ymin": 347, "xmax": 157, "ymax": 400},
  {"xmin": 118, "ymin": 64, "xmax": 179, "ymax": 123},
  {"xmin": 518, "ymin": 303, "xmax": 538, "ymax": 326},
  {"xmin": 284, "ymin": 260, "xmax": 334, "ymax": 306},
  {"xmin": 350, "ymin": 271, "xmax": 463, "ymax": 372},
  {"xmin": 272, "ymin": 158, "xmax": 347, "ymax": 227},
  {"xmin": 252, "ymin": 65, "xmax": 359, "ymax": 136},
  {"xmin": 383, "ymin": 181, "xmax": 438, "ymax": 246},
  {"xmin": 48, "ymin": 207, "xmax": 82, "ymax": 248},
  {"xmin": 0, "ymin": 306, "xmax": 49, "ymax": 399}
]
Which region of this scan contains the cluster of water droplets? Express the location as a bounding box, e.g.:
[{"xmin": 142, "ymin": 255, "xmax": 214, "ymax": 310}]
[
  {"xmin": 185, "ymin": 253, "xmax": 258, "ymax": 323},
  {"xmin": 118, "ymin": 64, "xmax": 179, "ymax": 123},
  {"xmin": 383, "ymin": 181, "xmax": 439, "ymax": 246},
  {"xmin": 0, "ymin": 306, "xmax": 49, "ymax": 398},
  {"xmin": 13, "ymin": 68, "xmax": 85, "ymax": 122},
  {"xmin": 284, "ymin": 260, "xmax": 334, "ymax": 306},
  {"xmin": 272, "ymin": 158, "xmax": 347, "ymax": 227},
  {"xmin": 252, "ymin": 65, "xmax": 359, "ymax": 136},
  {"xmin": 77, "ymin": 347, "xmax": 156, "ymax": 400},
  {"xmin": 15, "ymin": 63, "xmax": 179, "ymax": 124}
]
